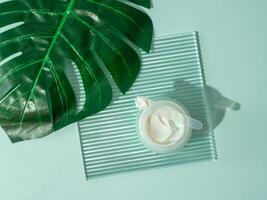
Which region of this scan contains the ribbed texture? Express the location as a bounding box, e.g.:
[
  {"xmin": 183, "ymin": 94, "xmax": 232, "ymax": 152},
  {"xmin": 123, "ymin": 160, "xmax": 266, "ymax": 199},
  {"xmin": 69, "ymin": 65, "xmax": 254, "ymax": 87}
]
[{"xmin": 78, "ymin": 32, "xmax": 217, "ymax": 179}]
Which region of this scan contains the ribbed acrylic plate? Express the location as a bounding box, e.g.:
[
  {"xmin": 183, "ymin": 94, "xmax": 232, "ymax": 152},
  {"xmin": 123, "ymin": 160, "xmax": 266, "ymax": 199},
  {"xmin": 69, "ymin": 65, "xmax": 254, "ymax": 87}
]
[{"xmin": 78, "ymin": 32, "xmax": 217, "ymax": 179}]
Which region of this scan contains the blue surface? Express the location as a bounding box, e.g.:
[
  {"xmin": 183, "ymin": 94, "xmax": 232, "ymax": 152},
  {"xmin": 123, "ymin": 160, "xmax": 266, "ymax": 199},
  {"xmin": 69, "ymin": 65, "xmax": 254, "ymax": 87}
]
[{"xmin": 0, "ymin": 0, "xmax": 267, "ymax": 199}]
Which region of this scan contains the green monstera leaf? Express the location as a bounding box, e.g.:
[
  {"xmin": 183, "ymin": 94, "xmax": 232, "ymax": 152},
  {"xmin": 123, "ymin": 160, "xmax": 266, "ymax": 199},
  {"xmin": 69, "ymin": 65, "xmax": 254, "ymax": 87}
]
[{"xmin": 0, "ymin": 0, "xmax": 153, "ymax": 142}]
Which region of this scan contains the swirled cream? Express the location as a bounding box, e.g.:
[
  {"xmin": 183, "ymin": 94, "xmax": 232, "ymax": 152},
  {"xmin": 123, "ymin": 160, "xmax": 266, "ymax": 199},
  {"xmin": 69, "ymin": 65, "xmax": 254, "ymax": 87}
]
[{"xmin": 136, "ymin": 96, "xmax": 202, "ymax": 154}]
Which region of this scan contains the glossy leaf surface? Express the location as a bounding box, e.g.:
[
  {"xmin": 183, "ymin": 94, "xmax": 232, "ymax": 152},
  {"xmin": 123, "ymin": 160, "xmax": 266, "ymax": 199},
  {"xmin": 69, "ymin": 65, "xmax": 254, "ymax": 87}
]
[{"xmin": 0, "ymin": 0, "xmax": 153, "ymax": 142}]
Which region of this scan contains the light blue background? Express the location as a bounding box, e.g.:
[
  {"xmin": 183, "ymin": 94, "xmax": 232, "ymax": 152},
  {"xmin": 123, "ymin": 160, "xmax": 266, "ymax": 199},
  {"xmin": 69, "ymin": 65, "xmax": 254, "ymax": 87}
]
[{"xmin": 0, "ymin": 0, "xmax": 266, "ymax": 199}]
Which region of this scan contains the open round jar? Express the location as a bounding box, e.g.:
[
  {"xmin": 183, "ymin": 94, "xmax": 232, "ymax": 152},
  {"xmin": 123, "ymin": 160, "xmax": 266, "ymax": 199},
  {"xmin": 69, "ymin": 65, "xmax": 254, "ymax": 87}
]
[{"xmin": 136, "ymin": 97, "xmax": 202, "ymax": 154}]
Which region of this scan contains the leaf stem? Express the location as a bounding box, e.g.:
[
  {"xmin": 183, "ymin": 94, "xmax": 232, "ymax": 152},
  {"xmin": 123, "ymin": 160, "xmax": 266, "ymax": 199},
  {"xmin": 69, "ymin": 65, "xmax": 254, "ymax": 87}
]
[{"xmin": 18, "ymin": 0, "xmax": 76, "ymax": 130}]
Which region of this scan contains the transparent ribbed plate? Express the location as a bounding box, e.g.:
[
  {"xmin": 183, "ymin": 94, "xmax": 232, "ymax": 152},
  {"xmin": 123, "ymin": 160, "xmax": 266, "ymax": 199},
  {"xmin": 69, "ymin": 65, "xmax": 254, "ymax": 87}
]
[{"xmin": 78, "ymin": 32, "xmax": 217, "ymax": 180}]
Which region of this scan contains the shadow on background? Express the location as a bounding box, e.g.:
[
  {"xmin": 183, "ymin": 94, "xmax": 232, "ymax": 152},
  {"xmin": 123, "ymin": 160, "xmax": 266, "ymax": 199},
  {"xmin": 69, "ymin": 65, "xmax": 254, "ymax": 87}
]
[
  {"xmin": 170, "ymin": 79, "xmax": 241, "ymax": 130},
  {"xmin": 206, "ymin": 86, "xmax": 241, "ymax": 129}
]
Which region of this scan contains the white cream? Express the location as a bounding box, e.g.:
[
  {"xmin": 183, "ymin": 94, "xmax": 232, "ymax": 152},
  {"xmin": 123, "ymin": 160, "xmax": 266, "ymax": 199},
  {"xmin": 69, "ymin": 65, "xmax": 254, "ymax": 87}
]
[
  {"xmin": 136, "ymin": 96, "xmax": 201, "ymax": 154},
  {"xmin": 148, "ymin": 105, "xmax": 186, "ymax": 145}
]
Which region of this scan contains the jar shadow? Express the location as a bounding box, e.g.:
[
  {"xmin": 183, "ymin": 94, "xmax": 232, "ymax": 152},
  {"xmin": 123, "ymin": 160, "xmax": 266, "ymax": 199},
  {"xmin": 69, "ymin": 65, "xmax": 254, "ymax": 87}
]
[
  {"xmin": 206, "ymin": 85, "xmax": 241, "ymax": 129},
  {"xmin": 168, "ymin": 79, "xmax": 241, "ymax": 131}
]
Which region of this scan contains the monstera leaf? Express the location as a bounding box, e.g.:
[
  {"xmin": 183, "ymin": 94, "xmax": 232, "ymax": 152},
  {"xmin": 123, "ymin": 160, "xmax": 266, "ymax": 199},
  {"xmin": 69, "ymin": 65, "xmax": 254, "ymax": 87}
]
[{"xmin": 0, "ymin": 0, "xmax": 153, "ymax": 142}]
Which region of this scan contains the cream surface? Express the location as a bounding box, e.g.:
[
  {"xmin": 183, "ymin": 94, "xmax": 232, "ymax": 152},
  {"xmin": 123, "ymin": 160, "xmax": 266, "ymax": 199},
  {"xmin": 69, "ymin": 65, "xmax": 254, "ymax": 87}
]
[
  {"xmin": 148, "ymin": 106, "xmax": 186, "ymax": 145},
  {"xmin": 136, "ymin": 97, "xmax": 187, "ymax": 146}
]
